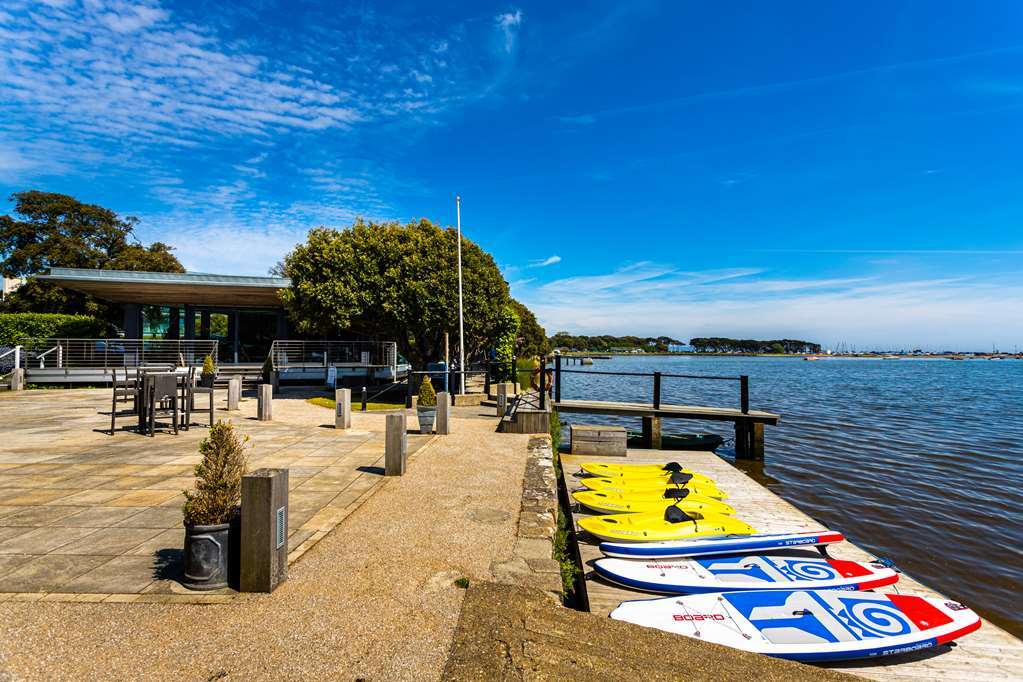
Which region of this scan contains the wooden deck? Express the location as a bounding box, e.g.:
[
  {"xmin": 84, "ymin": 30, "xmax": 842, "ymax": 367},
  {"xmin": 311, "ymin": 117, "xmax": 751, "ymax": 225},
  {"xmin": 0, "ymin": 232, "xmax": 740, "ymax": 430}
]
[
  {"xmin": 553, "ymin": 399, "xmax": 780, "ymax": 424},
  {"xmin": 561, "ymin": 450, "xmax": 1023, "ymax": 680}
]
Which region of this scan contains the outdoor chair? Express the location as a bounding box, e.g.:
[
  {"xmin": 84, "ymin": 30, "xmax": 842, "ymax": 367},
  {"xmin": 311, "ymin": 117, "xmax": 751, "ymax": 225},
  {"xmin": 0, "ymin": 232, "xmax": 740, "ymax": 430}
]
[
  {"xmin": 182, "ymin": 365, "xmax": 215, "ymax": 430},
  {"xmin": 146, "ymin": 372, "xmax": 180, "ymax": 436},
  {"xmin": 109, "ymin": 367, "xmax": 138, "ymax": 435}
]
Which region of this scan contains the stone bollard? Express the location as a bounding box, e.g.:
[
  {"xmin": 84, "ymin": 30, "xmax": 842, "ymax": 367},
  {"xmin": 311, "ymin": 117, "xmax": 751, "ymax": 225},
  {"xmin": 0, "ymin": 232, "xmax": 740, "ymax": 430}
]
[
  {"xmin": 240, "ymin": 468, "xmax": 289, "ymax": 593},
  {"xmin": 384, "ymin": 413, "xmax": 407, "ymax": 476},
  {"xmin": 496, "ymin": 383, "xmax": 510, "ymax": 417},
  {"xmin": 257, "ymin": 384, "xmax": 273, "ymax": 421},
  {"xmin": 10, "ymin": 368, "xmax": 25, "ymax": 391},
  {"xmin": 335, "ymin": 388, "xmax": 351, "ymax": 429},
  {"xmin": 227, "ymin": 377, "xmax": 241, "ymax": 411},
  {"xmin": 436, "ymin": 391, "xmax": 451, "ymax": 435}
]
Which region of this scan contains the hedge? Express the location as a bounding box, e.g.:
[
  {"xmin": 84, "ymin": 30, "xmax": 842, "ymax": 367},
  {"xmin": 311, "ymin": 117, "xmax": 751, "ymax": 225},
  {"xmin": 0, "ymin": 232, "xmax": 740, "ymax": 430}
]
[{"xmin": 0, "ymin": 313, "xmax": 109, "ymax": 345}]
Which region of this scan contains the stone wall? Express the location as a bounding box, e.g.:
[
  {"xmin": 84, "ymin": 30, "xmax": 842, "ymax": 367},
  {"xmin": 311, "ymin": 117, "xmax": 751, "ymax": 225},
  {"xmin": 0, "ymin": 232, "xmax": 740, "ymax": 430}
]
[{"xmin": 489, "ymin": 435, "xmax": 561, "ymax": 600}]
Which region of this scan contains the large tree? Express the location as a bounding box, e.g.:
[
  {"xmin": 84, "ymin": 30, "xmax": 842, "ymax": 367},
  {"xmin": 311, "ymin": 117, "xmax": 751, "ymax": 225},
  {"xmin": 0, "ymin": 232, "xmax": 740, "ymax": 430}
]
[
  {"xmin": 278, "ymin": 218, "xmax": 514, "ymax": 366},
  {"xmin": 0, "ymin": 191, "xmax": 184, "ymax": 322},
  {"xmin": 510, "ymin": 298, "xmax": 550, "ymax": 356}
]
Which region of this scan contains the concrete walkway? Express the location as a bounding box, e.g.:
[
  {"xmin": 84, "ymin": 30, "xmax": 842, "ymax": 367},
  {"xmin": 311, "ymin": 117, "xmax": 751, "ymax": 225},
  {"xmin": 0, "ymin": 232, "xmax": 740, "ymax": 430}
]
[{"xmin": 0, "ymin": 408, "xmax": 531, "ymax": 680}]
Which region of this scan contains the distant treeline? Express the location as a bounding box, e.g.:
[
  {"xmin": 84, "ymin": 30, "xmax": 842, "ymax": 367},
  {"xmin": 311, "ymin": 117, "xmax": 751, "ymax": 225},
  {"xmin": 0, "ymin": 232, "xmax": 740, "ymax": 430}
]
[
  {"xmin": 689, "ymin": 337, "xmax": 821, "ymax": 354},
  {"xmin": 549, "ymin": 333, "xmax": 684, "ymax": 353}
]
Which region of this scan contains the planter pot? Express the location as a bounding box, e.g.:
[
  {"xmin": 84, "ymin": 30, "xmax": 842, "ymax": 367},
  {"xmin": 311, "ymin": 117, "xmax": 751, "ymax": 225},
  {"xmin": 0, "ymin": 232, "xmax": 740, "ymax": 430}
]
[
  {"xmin": 183, "ymin": 521, "xmax": 230, "ymax": 590},
  {"xmin": 200, "ymin": 373, "xmax": 216, "ymax": 388},
  {"xmin": 417, "ymin": 406, "xmax": 436, "ymax": 433}
]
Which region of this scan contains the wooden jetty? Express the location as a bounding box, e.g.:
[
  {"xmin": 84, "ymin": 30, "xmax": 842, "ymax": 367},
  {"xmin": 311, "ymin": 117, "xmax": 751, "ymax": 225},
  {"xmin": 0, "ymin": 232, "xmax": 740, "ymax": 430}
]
[{"xmin": 561, "ymin": 450, "xmax": 1023, "ymax": 680}]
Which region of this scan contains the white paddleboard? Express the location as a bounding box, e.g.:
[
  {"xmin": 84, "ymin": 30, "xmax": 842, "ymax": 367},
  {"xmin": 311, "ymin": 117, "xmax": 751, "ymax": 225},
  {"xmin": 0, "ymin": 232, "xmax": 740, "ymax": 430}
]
[
  {"xmin": 599, "ymin": 530, "xmax": 844, "ymax": 559},
  {"xmin": 594, "ymin": 551, "xmax": 899, "ymax": 594},
  {"xmin": 611, "ymin": 589, "xmax": 981, "ymax": 662}
]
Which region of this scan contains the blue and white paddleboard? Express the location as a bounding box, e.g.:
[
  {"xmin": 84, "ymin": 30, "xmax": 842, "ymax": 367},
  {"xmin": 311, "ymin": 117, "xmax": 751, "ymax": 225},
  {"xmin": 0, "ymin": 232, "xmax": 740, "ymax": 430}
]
[
  {"xmin": 599, "ymin": 530, "xmax": 844, "ymax": 559},
  {"xmin": 610, "ymin": 589, "xmax": 981, "ymax": 662},
  {"xmin": 594, "ymin": 551, "xmax": 899, "ymax": 594}
]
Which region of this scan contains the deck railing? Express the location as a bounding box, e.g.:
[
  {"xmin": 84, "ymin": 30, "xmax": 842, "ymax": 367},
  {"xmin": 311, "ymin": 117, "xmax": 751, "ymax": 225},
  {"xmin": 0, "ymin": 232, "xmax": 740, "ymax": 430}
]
[
  {"xmin": 269, "ymin": 340, "xmax": 399, "ymax": 371},
  {"xmin": 17, "ymin": 338, "xmax": 219, "ymax": 369}
]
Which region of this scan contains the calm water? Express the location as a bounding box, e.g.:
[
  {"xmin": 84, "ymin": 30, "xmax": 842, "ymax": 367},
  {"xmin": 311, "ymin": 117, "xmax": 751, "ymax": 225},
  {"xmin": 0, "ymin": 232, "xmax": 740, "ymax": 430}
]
[{"xmin": 556, "ymin": 355, "xmax": 1023, "ymax": 637}]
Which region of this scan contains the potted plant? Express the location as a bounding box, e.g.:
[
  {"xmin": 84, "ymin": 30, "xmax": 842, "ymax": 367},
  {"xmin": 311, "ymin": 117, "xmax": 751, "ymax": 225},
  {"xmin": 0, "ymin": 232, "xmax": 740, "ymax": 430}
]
[
  {"xmin": 200, "ymin": 354, "xmax": 217, "ymax": 388},
  {"xmin": 417, "ymin": 376, "xmax": 437, "ymax": 433},
  {"xmin": 182, "ymin": 421, "xmax": 248, "ymax": 590}
]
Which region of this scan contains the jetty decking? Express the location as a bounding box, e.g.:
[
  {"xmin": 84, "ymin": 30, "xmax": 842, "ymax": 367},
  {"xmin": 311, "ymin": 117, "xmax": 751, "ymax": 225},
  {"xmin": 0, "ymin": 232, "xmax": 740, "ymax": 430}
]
[{"xmin": 561, "ymin": 450, "xmax": 1023, "ymax": 681}]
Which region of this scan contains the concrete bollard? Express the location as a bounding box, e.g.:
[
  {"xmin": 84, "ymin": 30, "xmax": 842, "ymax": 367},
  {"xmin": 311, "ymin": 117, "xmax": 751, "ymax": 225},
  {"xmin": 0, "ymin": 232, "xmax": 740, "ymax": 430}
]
[
  {"xmin": 227, "ymin": 377, "xmax": 241, "ymax": 411},
  {"xmin": 257, "ymin": 384, "xmax": 273, "ymax": 421},
  {"xmin": 385, "ymin": 413, "xmax": 407, "ymax": 476},
  {"xmin": 240, "ymin": 468, "xmax": 289, "ymax": 593},
  {"xmin": 436, "ymin": 391, "xmax": 451, "ymax": 435},
  {"xmin": 335, "ymin": 388, "xmax": 351, "ymax": 429},
  {"xmin": 10, "ymin": 368, "xmax": 25, "ymax": 391}
]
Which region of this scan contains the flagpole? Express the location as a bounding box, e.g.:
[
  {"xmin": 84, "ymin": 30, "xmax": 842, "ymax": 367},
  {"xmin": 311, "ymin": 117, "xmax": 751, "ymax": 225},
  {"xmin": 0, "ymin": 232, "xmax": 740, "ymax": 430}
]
[{"xmin": 456, "ymin": 195, "xmax": 465, "ymax": 394}]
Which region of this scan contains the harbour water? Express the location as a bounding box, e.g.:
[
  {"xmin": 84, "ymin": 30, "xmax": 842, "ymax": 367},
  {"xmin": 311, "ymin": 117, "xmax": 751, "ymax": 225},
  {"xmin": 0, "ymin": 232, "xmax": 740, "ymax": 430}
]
[{"xmin": 555, "ymin": 355, "xmax": 1023, "ymax": 638}]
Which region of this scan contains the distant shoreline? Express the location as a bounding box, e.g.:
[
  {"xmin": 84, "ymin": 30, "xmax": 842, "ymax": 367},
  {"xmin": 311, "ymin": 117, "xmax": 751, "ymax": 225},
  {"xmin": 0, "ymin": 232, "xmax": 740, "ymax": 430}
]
[{"xmin": 553, "ymin": 351, "xmax": 1022, "ymax": 360}]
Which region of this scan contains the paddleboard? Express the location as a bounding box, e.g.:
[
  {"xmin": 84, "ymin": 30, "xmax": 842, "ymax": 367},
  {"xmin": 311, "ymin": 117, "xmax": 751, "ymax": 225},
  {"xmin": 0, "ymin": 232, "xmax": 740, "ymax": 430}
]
[
  {"xmin": 610, "ymin": 589, "xmax": 981, "ymax": 662},
  {"xmin": 600, "ymin": 530, "xmax": 845, "ymax": 559},
  {"xmin": 577, "ymin": 508, "xmax": 754, "ymax": 543},
  {"xmin": 594, "ymin": 551, "xmax": 899, "ymax": 594},
  {"xmin": 579, "ymin": 475, "xmax": 729, "ymax": 500},
  {"xmin": 572, "ymin": 489, "xmax": 736, "ymax": 516}
]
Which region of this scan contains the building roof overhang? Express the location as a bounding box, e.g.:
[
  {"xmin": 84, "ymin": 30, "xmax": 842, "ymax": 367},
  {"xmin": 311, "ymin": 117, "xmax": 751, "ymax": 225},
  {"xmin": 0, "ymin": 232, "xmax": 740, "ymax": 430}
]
[{"xmin": 36, "ymin": 268, "xmax": 290, "ymax": 307}]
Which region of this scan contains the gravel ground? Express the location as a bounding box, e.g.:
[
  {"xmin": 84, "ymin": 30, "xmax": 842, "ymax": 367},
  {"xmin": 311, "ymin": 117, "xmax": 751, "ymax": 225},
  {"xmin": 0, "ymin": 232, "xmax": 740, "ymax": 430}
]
[{"xmin": 0, "ymin": 412, "xmax": 530, "ymax": 681}]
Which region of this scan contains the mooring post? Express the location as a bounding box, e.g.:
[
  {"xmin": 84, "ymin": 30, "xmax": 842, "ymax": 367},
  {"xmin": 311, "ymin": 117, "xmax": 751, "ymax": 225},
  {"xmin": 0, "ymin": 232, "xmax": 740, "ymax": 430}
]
[
  {"xmin": 554, "ymin": 354, "xmax": 562, "ymax": 403},
  {"xmin": 227, "ymin": 376, "xmax": 241, "ymax": 411},
  {"xmin": 751, "ymin": 422, "xmax": 765, "ymax": 460},
  {"xmin": 436, "ymin": 391, "xmax": 451, "ymax": 435},
  {"xmin": 735, "ymin": 421, "xmax": 750, "ymax": 458},
  {"xmin": 257, "ymin": 384, "xmax": 273, "ymax": 421},
  {"xmin": 653, "ymin": 371, "xmax": 662, "ymax": 409},
  {"xmin": 240, "ymin": 468, "xmax": 289, "ymax": 593},
  {"xmin": 385, "ymin": 413, "xmax": 407, "ymax": 476},
  {"xmin": 642, "ymin": 415, "xmax": 662, "ymax": 449},
  {"xmin": 740, "ymin": 375, "xmax": 749, "ymax": 414},
  {"xmin": 335, "ymin": 388, "xmax": 351, "ymax": 429}
]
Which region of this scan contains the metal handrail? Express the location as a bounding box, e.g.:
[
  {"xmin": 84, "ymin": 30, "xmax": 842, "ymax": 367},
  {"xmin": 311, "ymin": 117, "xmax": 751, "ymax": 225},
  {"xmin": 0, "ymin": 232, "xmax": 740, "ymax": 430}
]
[
  {"xmin": 269, "ymin": 340, "xmax": 400, "ymax": 372},
  {"xmin": 17, "ymin": 338, "xmax": 218, "ymax": 370}
]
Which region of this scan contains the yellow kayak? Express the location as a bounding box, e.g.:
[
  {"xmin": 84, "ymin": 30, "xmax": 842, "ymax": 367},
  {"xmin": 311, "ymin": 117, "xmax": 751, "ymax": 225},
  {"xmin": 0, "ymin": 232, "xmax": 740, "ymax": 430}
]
[
  {"xmin": 578, "ymin": 507, "xmax": 754, "ymax": 543},
  {"xmin": 579, "ymin": 476, "xmax": 729, "ymax": 500},
  {"xmin": 580, "ymin": 461, "xmax": 716, "ymax": 485},
  {"xmin": 572, "ymin": 489, "xmax": 736, "ymax": 516}
]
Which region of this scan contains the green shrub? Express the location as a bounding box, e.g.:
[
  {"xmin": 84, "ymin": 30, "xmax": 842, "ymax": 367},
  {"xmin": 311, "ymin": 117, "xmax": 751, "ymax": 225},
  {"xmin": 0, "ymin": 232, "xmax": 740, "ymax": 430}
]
[
  {"xmin": 201, "ymin": 354, "xmax": 217, "ymax": 377},
  {"xmin": 417, "ymin": 376, "xmax": 437, "ymax": 407},
  {"xmin": 0, "ymin": 313, "xmax": 108, "ymax": 345},
  {"xmin": 183, "ymin": 421, "xmax": 248, "ymax": 526}
]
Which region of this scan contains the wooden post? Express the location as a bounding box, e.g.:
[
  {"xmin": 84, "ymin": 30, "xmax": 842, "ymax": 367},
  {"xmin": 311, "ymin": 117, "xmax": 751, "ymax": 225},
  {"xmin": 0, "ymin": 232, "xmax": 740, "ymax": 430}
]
[
  {"xmin": 642, "ymin": 416, "xmax": 662, "ymax": 449},
  {"xmin": 496, "ymin": 383, "xmax": 510, "ymax": 417},
  {"xmin": 653, "ymin": 371, "xmax": 662, "ymax": 409},
  {"xmin": 751, "ymin": 422, "xmax": 765, "ymax": 460},
  {"xmin": 10, "ymin": 368, "xmax": 25, "ymax": 391},
  {"xmin": 539, "ymin": 355, "xmax": 547, "ymax": 410},
  {"xmin": 554, "ymin": 354, "xmax": 562, "ymax": 403},
  {"xmin": 740, "ymin": 375, "xmax": 749, "ymax": 414},
  {"xmin": 335, "ymin": 388, "xmax": 351, "ymax": 429},
  {"xmin": 734, "ymin": 421, "xmax": 750, "ymax": 458},
  {"xmin": 385, "ymin": 413, "xmax": 407, "ymax": 476},
  {"xmin": 406, "ymin": 373, "xmax": 414, "ymax": 408},
  {"xmin": 436, "ymin": 391, "xmax": 451, "ymax": 435},
  {"xmin": 257, "ymin": 384, "xmax": 273, "ymax": 421},
  {"xmin": 271, "ymin": 370, "xmax": 280, "ymax": 397},
  {"xmin": 240, "ymin": 468, "xmax": 288, "ymax": 593},
  {"xmin": 227, "ymin": 377, "xmax": 241, "ymax": 411}
]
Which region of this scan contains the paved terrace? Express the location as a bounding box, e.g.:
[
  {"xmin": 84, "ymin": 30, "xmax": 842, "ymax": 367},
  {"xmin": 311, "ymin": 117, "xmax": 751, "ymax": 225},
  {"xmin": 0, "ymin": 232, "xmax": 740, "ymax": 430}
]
[{"xmin": 0, "ymin": 387, "xmax": 432, "ymax": 599}]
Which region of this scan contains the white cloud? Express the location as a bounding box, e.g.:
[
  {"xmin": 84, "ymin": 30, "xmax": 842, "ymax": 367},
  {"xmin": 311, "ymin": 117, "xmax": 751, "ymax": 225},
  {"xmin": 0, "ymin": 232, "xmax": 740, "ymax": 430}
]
[
  {"xmin": 512, "ymin": 262, "xmax": 1023, "ymax": 349},
  {"xmin": 529, "ymin": 255, "xmax": 562, "ymax": 268},
  {"xmin": 495, "ymin": 10, "xmax": 523, "ymax": 53}
]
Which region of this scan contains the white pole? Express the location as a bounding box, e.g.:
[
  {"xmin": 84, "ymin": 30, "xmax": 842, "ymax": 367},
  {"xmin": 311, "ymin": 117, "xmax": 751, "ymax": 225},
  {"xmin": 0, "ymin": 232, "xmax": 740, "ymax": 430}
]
[{"xmin": 456, "ymin": 195, "xmax": 466, "ymax": 394}]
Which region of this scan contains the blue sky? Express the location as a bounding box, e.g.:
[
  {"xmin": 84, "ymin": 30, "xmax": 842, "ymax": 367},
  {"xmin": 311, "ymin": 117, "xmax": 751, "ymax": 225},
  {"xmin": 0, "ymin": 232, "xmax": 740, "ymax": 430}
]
[{"xmin": 2, "ymin": 0, "xmax": 1022, "ymax": 350}]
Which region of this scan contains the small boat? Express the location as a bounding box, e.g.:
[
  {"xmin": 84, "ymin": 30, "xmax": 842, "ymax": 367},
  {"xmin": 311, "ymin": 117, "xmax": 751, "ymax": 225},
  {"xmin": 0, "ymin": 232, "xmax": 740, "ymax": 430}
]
[
  {"xmin": 626, "ymin": 431, "xmax": 724, "ymax": 451},
  {"xmin": 804, "ymin": 356, "xmax": 819, "ymax": 361}
]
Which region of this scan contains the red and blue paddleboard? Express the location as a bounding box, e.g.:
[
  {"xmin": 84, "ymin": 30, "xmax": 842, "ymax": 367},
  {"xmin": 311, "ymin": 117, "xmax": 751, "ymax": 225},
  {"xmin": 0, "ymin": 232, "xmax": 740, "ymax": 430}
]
[
  {"xmin": 611, "ymin": 589, "xmax": 981, "ymax": 662},
  {"xmin": 594, "ymin": 552, "xmax": 899, "ymax": 594},
  {"xmin": 599, "ymin": 530, "xmax": 844, "ymax": 559}
]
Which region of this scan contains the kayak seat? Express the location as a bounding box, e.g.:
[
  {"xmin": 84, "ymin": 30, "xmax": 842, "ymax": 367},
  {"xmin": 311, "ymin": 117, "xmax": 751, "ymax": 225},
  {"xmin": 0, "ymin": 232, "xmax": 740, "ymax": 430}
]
[
  {"xmin": 668, "ymin": 472, "xmax": 694, "ymax": 486},
  {"xmin": 664, "ymin": 505, "xmax": 693, "ymax": 524},
  {"xmin": 662, "ymin": 462, "xmax": 683, "ymax": 472},
  {"xmin": 662, "ymin": 488, "xmax": 691, "ymax": 500}
]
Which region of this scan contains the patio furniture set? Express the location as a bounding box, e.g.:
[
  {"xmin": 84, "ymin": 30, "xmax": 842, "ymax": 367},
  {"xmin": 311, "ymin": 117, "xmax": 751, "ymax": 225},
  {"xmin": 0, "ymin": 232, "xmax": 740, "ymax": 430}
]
[{"xmin": 109, "ymin": 366, "xmax": 216, "ymax": 436}]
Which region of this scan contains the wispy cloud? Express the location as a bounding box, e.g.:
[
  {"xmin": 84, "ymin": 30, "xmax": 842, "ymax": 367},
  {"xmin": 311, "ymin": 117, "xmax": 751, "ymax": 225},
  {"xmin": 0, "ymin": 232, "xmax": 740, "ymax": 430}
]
[
  {"xmin": 512, "ymin": 262, "xmax": 1023, "ymax": 349},
  {"xmin": 530, "ymin": 255, "xmax": 562, "ymax": 268},
  {"xmin": 495, "ymin": 10, "xmax": 523, "ymax": 54}
]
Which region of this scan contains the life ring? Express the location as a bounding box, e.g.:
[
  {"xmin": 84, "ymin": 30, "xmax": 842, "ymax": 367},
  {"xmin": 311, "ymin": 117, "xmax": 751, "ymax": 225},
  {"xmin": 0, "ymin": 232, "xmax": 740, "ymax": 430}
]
[{"xmin": 531, "ymin": 366, "xmax": 554, "ymax": 393}]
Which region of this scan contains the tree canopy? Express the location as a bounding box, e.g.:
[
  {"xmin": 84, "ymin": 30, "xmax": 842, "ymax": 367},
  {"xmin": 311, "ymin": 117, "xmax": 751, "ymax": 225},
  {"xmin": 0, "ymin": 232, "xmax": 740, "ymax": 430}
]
[
  {"xmin": 0, "ymin": 191, "xmax": 183, "ymax": 322},
  {"xmin": 510, "ymin": 298, "xmax": 550, "ymax": 356},
  {"xmin": 688, "ymin": 337, "xmax": 821, "ymax": 354},
  {"xmin": 550, "ymin": 333, "xmax": 683, "ymax": 353},
  {"xmin": 277, "ymin": 218, "xmax": 514, "ymax": 366}
]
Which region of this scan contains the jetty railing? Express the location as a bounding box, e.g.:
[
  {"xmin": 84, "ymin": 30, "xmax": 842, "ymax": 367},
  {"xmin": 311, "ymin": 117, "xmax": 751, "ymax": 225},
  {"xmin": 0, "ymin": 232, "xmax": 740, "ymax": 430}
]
[{"xmin": 547, "ymin": 354, "xmax": 749, "ymax": 413}]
